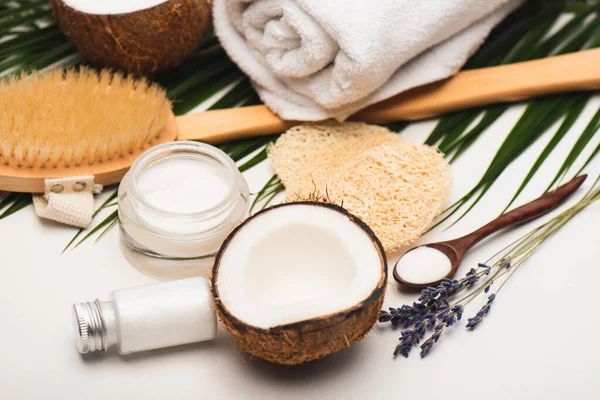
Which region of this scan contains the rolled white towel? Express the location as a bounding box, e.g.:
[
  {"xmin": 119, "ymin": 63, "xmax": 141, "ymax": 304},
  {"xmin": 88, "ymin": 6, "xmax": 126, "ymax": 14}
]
[{"xmin": 214, "ymin": 0, "xmax": 524, "ymax": 121}]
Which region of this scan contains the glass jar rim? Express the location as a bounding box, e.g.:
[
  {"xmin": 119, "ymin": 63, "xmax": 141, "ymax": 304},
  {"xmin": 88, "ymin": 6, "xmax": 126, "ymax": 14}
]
[{"xmin": 128, "ymin": 141, "xmax": 240, "ymax": 220}]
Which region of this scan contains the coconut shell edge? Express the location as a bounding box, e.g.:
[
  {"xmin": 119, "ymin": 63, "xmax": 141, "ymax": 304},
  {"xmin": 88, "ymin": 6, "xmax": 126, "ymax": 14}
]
[
  {"xmin": 51, "ymin": 0, "xmax": 213, "ymax": 76},
  {"xmin": 211, "ymin": 202, "xmax": 388, "ymax": 365}
]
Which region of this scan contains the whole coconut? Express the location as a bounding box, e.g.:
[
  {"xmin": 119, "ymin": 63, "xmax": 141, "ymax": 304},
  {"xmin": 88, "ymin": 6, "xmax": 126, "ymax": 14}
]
[{"xmin": 51, "ymin": 0, "xmax": 213, "ymax": 76}]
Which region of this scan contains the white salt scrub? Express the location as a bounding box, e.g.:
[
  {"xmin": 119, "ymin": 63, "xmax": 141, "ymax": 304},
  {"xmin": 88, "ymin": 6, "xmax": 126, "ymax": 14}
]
[
  {"xmin": 119, "ymin": 142, "xmax": 249, "ymax": 280},
  {"xmin": 73, "ymin": 277, "xmax": 217, "ymax": 354},
  {"xmin": 395, "ymin": 247, "xmax": 452, "ymax": 285}
]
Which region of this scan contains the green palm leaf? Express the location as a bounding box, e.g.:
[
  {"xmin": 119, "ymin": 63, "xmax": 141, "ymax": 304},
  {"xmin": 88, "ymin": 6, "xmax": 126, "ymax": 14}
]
[
  {"xmin": 250, "ymin": 175, "xmax": 284, "ymax": 213},
  {"xmin": 503, "ymin": 95, "xmax": 589, "ymax": 212},
  {"xmin": 0, "ymin": 0, "xmax": 599, "ymax": 250},
  {"xmin": 71, "ymin": 210, "xmax": 118, "ymax": 249},
  {"xmin": 432, "ymin": 2, "xmax": 600, "ymax": 227},
  {"xmin": 0, "ymin": 193, "xmax": 31, "ymax": 219},
  {"xmin": 546, "ymin": 107, "xmax": 600, "ymax": 190}
]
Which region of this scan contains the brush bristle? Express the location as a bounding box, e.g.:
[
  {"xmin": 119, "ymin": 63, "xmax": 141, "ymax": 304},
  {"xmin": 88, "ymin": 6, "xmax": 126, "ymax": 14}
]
[{"xmin": 0, "ymin": 67, "xmax": 171, "ymax": 168}]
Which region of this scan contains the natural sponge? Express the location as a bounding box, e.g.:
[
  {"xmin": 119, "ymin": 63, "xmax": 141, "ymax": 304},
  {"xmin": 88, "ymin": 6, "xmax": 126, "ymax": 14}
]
[{"xmin": 268, "ymin": 122, "xmax": 452, "ymax": 253}]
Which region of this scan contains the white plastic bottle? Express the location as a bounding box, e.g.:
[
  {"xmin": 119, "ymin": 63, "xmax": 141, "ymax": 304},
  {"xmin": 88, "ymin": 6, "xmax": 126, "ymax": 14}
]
[{"xmin": 72, "ymin": 277, "xmax": 217, "ymax": 354}]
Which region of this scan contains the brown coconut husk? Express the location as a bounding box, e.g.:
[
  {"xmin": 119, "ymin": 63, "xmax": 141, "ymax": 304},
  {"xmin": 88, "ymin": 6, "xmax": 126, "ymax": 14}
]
[
  {"xmin": 211, "ymin": 202, "xmax": 387, "ymax": 365},
  {"xmin": 51, "ymin": 0, "xmax": 213, "ymax": 76}
]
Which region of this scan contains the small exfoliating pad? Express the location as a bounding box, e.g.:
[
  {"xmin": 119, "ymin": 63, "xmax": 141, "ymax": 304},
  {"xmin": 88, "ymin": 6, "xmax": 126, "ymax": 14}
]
[{"xmin": 268, "ymin": 122, "xmax": 452, "ymax": 252}]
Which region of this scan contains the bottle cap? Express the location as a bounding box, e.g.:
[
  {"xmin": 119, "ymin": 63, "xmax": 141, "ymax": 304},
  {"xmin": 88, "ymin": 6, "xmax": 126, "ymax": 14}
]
[{"xmin": 72, "ymin": 300, "xmax": 108, "ymax": 354}]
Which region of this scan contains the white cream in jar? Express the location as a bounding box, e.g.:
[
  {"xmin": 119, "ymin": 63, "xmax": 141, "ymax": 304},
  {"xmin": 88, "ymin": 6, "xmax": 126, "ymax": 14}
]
[{"xmin": 118, "ymin": 141, "xmax": 249, "ymax": 280}]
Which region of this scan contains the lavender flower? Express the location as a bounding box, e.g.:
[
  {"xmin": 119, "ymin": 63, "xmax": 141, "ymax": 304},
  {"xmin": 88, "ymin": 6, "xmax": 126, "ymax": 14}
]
[
  {"xmin": 464, "ymin": 268, "xmax": 479, "ymax": 286},
  {"xmin": 500, "ymin": 258, "xmax": 512, "ymax": 270},
  {"xmin": 382, "ymin": 257, "xmax": 506, "ymax": 358},
  {"xmin": 382, "ymin": 175, "xmax": 599, "ymax": 360},
  {"xmin": 420, "ymin": 325, "xmax": 443, "ymax": 357},
  {"xmin": 381, "ymin": 266, "xmax": 481, "ymax": 358},
  {"xmin": 394, "ymin": 328, "xmax": 422, "ymax": 358},
  {"xmin": 379, "ymin": 310, "xmax": 392, "ymax": 323},
  {"xmin": 439, "ymin": 279, "xmax": 462, "ymax": 299},
  {"xmin": 379, "ymin": 305, "xmax": 424, "ymax": 327},
  {"xmin": 423, "ymin": 313, "xmax": 437, "ymax": 329},
  {"xmin": 414, "ymin": 320, "xmax": 427, "ymax": 339},
  {"xmin": 418, "ymin": 286, "xmax": 440, "ymax": 304},
  {"xmin": 452, "ymin": 304, "xmax": 464, "ymax": 321},
  {"xmin": 392, "ymin": 306, "xmax": 458, "ymax": 358},
  {"xmin": 438, "ymin": 304, "xmax": 464, "ymax": 327},
  {"xmin": 424, "ymin": 298, "xmax": 450, "ymax": 314},
  {"xmin": 418, "ymin": 279, "xmax": 461, "ymax": 304},
  {"xmin": 466, "ymin": 294, "xmax": 496, "ymax": 330},
  {"xmin": 477, "ymin": 263, "xmax": 492, "ymax": 275}
]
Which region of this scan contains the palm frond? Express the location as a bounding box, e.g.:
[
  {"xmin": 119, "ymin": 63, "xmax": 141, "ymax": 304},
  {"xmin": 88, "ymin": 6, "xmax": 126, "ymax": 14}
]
[
  {"xmin": 431, "ymin": 1, "xmax": 600, "ymax": 227},
  {"xmin": 503, "ymin": 95, "xmax": 589, "ymax": 212},
  {"xmin": 0, "ymin": 193, "xmax": 31, "ymax": 219},
  {"xmin": 250, "ymin": 175, "xmax": 284, "ymax": 213},
  {"xmin": 1, "ymin": 0, "xmax": 600, "ymax": 251},
  {"xmin": 546, "ymin": 107, "xmax": 600, "ymax": 190},
  {"xmin": 71, "ymin": 210, "xmax": 118, "ymax": 249}
]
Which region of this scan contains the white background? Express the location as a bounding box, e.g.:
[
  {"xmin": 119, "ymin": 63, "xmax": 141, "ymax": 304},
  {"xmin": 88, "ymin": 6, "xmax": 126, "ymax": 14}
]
[{"xmin": 1, "ymin": 97, "xmax": 599, "ymax": 399}]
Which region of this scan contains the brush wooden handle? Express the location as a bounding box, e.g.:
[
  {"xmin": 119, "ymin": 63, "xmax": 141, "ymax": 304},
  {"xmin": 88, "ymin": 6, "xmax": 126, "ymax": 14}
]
[
  {"xmin": 176, "ymin": 105, "xmax": 296, "ymax": 143},
  {"xmin": 176, "ymin": 48, "xmax": 600, "ymax": 143}
]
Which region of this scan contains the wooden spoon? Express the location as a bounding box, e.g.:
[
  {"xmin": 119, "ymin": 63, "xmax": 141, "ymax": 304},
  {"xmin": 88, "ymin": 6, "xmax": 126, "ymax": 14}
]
[{"xmin": 393, "ymin": 175, "xmax": 587, "ymax": 288}]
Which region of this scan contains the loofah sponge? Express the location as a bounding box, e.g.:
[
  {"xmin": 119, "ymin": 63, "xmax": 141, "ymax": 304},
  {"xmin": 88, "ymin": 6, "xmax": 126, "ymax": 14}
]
[{"xmin": 268, "ymin": 122, "xmax": 452, "ymax": 253}]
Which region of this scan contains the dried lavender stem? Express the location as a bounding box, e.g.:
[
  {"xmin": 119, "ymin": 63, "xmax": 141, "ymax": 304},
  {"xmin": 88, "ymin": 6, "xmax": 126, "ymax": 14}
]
[{"xmin": 382, "ymin": 175, "xmax": 600, "ymax": 358}]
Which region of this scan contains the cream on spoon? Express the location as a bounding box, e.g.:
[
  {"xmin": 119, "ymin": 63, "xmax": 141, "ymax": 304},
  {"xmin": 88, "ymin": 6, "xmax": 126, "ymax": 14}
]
[{"xmin": 394, "ymin": 247, "xmax": 452, "ymax": 285}]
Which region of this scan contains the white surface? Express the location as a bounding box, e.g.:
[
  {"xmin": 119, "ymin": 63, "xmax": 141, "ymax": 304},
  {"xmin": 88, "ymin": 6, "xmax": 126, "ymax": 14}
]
[
  {"xmin": 216, "ymin": 204, "xmax": 383, "ymax": 328},
  {"xmin": 214, "ymin": 0, "xmax": 521, "ymax": 119},
  {"xmin": 1, "ymin": 99, "xmax": 600, "ymax": 399},
  {"xmin": 109, "ymin": 277, "xmax": 217, "ymax": 354},
  {"xmin": 61, "ymin": 0, "xmax": 169, "ymax": 15},
  {"xmin": 395, "ymin": 247, "xmax": 452, "ymax": 285}
]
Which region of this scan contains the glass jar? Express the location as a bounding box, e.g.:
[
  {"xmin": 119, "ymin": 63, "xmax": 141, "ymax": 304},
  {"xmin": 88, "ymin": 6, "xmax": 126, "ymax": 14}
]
[{"xmin": 118, "ymin": 141, "xmax": 249, "ymax": 280}]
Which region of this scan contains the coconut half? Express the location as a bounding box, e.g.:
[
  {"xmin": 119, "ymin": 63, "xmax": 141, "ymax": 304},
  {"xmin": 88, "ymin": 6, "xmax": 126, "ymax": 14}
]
[
  {"xmin": 51, "ymin": 0, "xmax": 212, "ymax": 75},
  {"xmin": 212, "ymin": 202, "xmax": 387, "ymax": 365}
]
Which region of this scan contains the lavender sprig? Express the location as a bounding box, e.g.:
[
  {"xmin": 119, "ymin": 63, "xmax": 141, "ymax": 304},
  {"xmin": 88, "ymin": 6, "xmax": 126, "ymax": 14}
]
[
  {"xmin": 380, "ymin": 174, "xmax": 600, "ymax": 359},
  {"xmin": 381, "ymin": 261, "xmax": 508, "ymax": 358},
  {"xmin": 466, "ymin": 294, "xmax": 496, "ymax": 329},
  {"xmin": 390, "ymin": 302, "xmax": 464, "ymax": 358},
  {"xmin": 464, "ymin": 268, "xmax": 479, "ymax": 286},
  {"xmin": 394, "ymin": 329, "xmax": 420, "ymax": 358},
  {"xmin": 420, "ymin": 325, "xmax": 443, "ymax": 357}
]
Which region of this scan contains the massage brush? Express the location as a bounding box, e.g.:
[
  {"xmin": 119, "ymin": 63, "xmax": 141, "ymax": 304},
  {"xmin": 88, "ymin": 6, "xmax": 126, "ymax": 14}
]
[{"xmin": 1, "ymin": 49, "xmax": 600, "ymax": 193}]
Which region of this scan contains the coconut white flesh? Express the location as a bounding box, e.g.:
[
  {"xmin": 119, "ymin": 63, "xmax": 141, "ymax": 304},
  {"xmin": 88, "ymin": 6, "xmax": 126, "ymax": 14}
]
[
  {"xmin": 61, "ymin": 0, "xmax": 169, "ymax": 15},
  {"xmin": 216, "ymin": 205, "xmax": 383, "ymax": 329}
]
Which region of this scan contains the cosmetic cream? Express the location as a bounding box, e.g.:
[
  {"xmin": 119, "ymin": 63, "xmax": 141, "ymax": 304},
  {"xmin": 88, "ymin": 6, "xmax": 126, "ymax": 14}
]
[
  {"xmin": 394, "ymin": 247, "xmax": 452, "ymax": 284},
  {"xmin": 72, "ymin": 277, "xmax": 217, "ymax": 354},
  {"xmin": 118, "ymin": 141, "xmax": 249, "ymax": 280}
]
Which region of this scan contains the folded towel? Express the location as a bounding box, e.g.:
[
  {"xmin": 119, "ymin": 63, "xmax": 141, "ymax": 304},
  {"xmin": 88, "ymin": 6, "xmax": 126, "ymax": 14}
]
[{"xmin": 214, "ymin": 0, "xmax": 523, "ymax": 121}]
